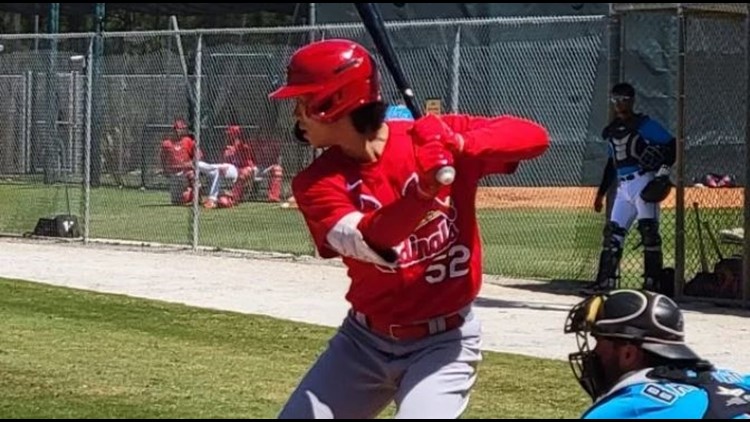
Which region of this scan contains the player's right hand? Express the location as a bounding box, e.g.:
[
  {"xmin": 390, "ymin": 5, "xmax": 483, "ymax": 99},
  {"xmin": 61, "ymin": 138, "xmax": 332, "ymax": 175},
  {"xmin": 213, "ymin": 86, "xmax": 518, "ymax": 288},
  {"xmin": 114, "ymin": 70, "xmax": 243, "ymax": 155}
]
[
  {"xmin": 594, "ymin": 194, "xmax": 604, "ymax": 213},
  {"xmin": 410, "ymin": 114, "xmax": 461, "ymax": 198}
]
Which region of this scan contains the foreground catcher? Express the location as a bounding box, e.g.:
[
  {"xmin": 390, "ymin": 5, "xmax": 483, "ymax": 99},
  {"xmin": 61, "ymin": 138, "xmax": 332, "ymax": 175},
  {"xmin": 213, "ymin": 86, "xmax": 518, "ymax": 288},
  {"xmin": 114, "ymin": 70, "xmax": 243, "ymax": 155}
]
[
  {"xmin": 566, "ymin": 289, "xmax": 750, "ymax": 419},
  {"xmin": 268, "ymin": 38, "xmax": 550, "ymax": 418}
]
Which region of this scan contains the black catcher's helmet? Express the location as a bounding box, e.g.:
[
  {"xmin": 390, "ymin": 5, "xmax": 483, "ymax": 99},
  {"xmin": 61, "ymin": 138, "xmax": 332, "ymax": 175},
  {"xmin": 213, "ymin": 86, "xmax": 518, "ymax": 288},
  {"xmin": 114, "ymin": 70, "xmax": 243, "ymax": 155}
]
[{"xmin": 564, "ymin": 289, "xmax": 702, "ymax": 400}]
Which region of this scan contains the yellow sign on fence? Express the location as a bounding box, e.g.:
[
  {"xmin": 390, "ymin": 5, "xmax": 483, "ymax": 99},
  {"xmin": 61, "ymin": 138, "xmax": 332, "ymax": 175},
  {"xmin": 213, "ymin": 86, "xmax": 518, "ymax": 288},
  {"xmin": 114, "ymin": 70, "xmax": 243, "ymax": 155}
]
[{"xmin": 425, "ymin": 98, "xmax": 442, "ymax": 115}]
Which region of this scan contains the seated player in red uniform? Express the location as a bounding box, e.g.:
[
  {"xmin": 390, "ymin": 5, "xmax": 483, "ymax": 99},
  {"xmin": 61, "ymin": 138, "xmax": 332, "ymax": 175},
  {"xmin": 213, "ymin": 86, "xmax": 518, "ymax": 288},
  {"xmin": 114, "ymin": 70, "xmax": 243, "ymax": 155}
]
[
  {"xmin": 160, "ymin": 119, "xmax": 198, "ymax": 205},
  {"xmin": 221, "ymin": 125, "xmax": 257, "ymax": 206}
]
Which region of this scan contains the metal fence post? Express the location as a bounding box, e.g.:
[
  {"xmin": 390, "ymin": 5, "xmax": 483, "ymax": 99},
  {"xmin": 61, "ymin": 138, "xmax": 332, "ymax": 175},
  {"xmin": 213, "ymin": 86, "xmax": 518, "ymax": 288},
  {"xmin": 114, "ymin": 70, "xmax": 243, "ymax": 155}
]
[
  {"xmin": 450, "ymin": 25, "xmax": 461, "ymax": 113},
  {"xmin": 191, "ymin": 34, "xmax": 203, "ymax": 251},
  {"xmin": 744, "ymin": 3, "xmax": 750, "ymax": 307},
  {"xmin": 24, "ymin": 70, "xmax": 33, "ymax": 174},
  {"xmin": 309, "ymin": 3, "xmax": 317, "ymax": 42},
  {"xmin": 674, "ymin": 5, "xmax": 687, "ymax": 300},
  {"xmin": 83, "ymin": 38, "xmax": 94, "ymax": 243},
  {"xmin": 44, "ymin": 4, "xmax": 61, "ymax": 186},
  {"xmin": 67, "ymin": 71, "xmax": 75, "ymax": 172},
  {"xmin": 605, "ymin": 5, "xmax": 621, "ymax": 230},
  {"xmin": 91, "ymin": 3, "xmax": 105, "ymax": 188}
]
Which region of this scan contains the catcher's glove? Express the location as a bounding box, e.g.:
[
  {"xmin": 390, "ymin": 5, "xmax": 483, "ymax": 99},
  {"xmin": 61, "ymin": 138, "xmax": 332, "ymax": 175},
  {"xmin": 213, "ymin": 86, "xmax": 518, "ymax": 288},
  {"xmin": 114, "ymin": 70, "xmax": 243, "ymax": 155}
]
[
  {"xmin": 638, "ymin": 145, "xmax": 665, "ymax": 172},
  {"xmin": 640, "ymin": 175, "xmax": 672, "ymax": 203}
]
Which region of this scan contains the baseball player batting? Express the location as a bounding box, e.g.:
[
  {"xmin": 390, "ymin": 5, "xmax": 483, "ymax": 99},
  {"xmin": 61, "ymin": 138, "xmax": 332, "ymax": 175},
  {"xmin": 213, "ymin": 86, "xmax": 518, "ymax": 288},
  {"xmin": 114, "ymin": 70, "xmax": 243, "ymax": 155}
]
[
  {"xmin": 268, "ymin": 38, "xmax": 550, "ymax": 419},
  {"xmin": 587, "ymin": 82, "xmax": 676, "ymax": 294}
]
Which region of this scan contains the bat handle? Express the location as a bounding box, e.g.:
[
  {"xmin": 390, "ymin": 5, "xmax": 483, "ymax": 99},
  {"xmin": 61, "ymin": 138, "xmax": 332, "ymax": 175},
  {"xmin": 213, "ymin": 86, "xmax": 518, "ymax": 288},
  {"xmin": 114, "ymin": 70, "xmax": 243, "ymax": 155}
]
[
  {"xmin": 409, "ymin": 98, "xmax": 454, "ymax": 185},
  {"xmin": 436, "ymin": 165, "xmax": 456, "ymax": 185}
]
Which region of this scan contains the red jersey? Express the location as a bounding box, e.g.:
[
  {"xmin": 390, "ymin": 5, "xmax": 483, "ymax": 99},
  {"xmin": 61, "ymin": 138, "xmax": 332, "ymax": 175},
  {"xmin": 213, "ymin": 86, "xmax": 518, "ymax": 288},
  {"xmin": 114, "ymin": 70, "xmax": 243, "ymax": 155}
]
[
  {"xmin": 292, "ymin": 114, "xmax": 549, "ymax": 325},
  {"xmin": 223, "ymin": 141, "xmax": 256, "ymax": 169},
  {"xmin": 161, "ymin": 136, "xmax": 198, "ymax": 174}
]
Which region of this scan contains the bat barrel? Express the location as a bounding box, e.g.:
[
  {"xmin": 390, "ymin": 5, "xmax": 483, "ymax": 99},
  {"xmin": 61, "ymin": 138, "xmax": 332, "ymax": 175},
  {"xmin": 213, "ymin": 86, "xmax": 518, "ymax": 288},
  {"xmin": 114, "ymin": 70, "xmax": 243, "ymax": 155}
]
[{"xmin": 355, "ymin": 2, "xmax": 454, "ymax": 185}]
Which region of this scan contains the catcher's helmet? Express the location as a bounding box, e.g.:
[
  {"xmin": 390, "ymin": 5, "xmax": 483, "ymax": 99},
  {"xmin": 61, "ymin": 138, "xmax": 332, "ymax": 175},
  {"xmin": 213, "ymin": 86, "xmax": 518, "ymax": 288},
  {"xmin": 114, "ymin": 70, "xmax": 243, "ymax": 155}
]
[
  {"xmin": 268, "ymin": 39, "xmax": 381, "ymax": 123},
  {"xmin": 564, "ymin": 289, "xmax": 701, "ymax": 400}
]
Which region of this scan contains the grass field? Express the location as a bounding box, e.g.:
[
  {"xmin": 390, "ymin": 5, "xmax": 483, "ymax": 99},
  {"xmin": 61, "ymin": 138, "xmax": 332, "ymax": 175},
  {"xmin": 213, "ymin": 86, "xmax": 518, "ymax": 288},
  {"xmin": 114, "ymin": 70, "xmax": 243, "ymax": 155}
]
[
  {"xmin": 0, "ymin": 183, "xmax": 743, "ymax": 286},
  {"xmin": 0, "ymin": 277, "xmax": 590, "ymax": 418}
]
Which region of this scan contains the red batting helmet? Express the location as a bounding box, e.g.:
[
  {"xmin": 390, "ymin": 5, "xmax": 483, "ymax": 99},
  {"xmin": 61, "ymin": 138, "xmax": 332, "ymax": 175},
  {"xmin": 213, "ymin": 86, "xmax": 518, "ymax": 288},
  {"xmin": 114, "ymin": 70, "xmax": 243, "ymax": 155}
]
[{"xmin": 268, "ymin": 39, "xmax": 381, "ymax": 123}]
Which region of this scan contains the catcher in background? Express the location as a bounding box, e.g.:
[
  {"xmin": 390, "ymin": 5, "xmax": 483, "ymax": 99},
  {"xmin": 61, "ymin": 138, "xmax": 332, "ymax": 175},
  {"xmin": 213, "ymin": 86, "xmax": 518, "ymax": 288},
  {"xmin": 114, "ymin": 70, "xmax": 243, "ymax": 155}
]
[{"xmin": 587, "ymin": 82, "xmax": 675, "ymax": 293}]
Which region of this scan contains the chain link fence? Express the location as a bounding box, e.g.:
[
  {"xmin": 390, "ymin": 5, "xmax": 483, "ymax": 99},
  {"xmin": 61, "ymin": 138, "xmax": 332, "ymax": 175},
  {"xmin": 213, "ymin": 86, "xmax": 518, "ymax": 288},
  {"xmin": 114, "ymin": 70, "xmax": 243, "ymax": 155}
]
[
  {"xmin": 319, "ymin": 16, "xmax": 611, "ymax": 280},
  {"xmin": 682, "ymin": 8, "xmax": 747, "ymax": 303},
  {"xmin": 614, "ymin": 9, "xmax": 680, "ymax": 291},
  {"xmin": 0, "ymin": 13, "xmax": 746, "ymax": 301},
  {"xmin": 0, "ymin": 35, "xmax": 87, "ymax": 235},
  {"xmin": 612, "ymin": 4, "xmax": 749, "ymax": 306}
]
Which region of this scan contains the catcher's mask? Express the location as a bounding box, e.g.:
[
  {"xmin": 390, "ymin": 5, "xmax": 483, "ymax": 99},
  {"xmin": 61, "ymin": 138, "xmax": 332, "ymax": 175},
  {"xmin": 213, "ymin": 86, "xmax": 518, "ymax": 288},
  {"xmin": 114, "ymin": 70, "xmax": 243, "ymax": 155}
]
[{"xmin": 564, "ymin": 289, "xmax": 701, "ymax": 401}]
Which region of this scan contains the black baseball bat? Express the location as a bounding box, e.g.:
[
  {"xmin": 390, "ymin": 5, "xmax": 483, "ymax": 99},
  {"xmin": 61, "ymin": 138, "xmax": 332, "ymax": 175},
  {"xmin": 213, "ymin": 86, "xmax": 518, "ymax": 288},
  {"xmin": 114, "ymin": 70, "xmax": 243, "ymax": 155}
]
[
  {"xmin": 354, "ymin": 3, "xmax": 420, "ymax": 119},
  {"xmin": 703, "ymin": 220, "xmax": 725, "ymax": 261},
  {"xmin": 354, "ymin": 2, "xmax": 455, "ymax": 185},
  {"xmin": 693, "ymin": 202, "xmax": 709, "ymax": 273}
]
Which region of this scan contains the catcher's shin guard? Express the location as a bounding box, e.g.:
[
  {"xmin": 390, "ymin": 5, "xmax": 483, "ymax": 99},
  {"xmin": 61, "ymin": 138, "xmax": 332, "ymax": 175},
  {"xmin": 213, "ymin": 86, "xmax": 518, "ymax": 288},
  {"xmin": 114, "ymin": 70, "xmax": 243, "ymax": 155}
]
[
  {"xmin": 591, "ymin": 222, "xmax": 627, "ymax": 291},
  {"xmin": 594, "ymin": 246, "xmax": 623, "ymax": 290},
  {"xmin": 643, "ymin": 250, "xmax": 664, "ymax": 291},
  {"xmin": 638, "ymin": 219, "xmax": 663, "ymax": 291}
]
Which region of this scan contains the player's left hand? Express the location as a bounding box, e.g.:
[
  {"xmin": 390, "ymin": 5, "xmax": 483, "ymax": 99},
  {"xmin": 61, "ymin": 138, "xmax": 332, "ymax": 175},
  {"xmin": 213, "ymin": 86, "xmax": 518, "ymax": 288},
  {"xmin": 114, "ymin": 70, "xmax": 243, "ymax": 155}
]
[
  {"xmin": 409, "ymin": 114, "xmax": 463, "ymax": 154},
  {"xmin": 594, "ymin": 194, "xmax": 604, "ymax": 213}
]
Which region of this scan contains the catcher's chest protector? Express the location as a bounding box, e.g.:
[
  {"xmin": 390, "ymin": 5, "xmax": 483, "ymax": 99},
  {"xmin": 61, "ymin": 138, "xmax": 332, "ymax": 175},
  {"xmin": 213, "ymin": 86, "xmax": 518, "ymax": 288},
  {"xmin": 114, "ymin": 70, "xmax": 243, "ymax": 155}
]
[{"xmin": 604, "ymin": 117, "xmax": 647, "ymax": 170}]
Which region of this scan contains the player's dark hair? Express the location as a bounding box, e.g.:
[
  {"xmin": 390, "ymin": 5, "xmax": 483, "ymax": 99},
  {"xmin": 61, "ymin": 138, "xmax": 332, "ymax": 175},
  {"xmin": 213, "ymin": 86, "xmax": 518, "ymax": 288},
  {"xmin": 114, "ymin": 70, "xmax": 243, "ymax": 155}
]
[
  {"xmin": 612, "ymin": 82, "xmax": 635, "ymax": 98},
  {"xmin": 351, "ymin": 101, "xmax": 388, "ymax": 135}
]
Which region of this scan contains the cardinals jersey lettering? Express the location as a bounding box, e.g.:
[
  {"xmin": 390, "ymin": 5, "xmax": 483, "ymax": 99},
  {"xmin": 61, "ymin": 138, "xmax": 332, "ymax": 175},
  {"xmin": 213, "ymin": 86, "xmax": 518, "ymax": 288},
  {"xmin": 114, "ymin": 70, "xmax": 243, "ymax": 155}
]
[{"xmin": 292, "ymin": 113, "xmax": 549, "ymax": 324}]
